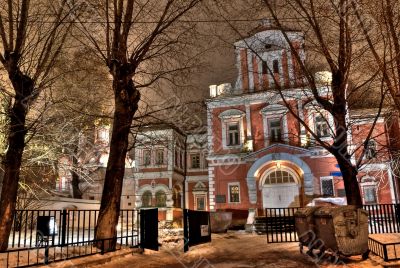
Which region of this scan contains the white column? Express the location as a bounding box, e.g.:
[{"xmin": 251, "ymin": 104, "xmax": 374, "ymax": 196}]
[
  {"xmin": 185, "ymin": 180, "xmax": 189, "ymax": 209},
  {"xmin": 245, "ymin": 101, "xmax": 252, "ymax": 139},
  {"xmin": 388, "ymin": 165, "xmax": 397, "ymax": 204}
]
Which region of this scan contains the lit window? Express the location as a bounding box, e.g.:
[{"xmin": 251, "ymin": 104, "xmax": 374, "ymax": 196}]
[
  {"xmin": 97, "ymin": 128, "xmax": 109, "ymax": 142},
  {"xmin": 227, "ymin": 123, "xmax": 240, "ymax": 146},
  {"xmin": 155, "ymin": 191, "xmax": 167, "ymax": 207},
  {"xmin": 143, "ymin": 150, "xmax": 151, "ymax": 166},
  {"xmin": 265, "ymin": 170, "xmax": 295, "ymax": 184},
  {"xmin": 229, "ymin": 184, "xmax": 240, "ymax": 203},
  {"xmin": 365, "ymin": 140, "xmax": 377, "ymax": 159},
  {"xmin": 269, "ymin": 118, "xmax": 282, "ymax": 143},
  {"xmin": 155, "ymin": 149, "xmax": 164, "ymax": 165},
  {"xmin": 142, "ymin": 191, "xmax": 152, "ymax": 207},
  {"xmin": 191, "ymin": 154, "xmax": 200, "ymax": 169},
  {"xmin": 315, "ymin": 115, "xmax": 330, "ymax": 137},
  {"xmin": 320, "ymin": 177, "xmax": 334, "ymax": 197},
  {"xmin": 363, "ymin": 186, "xmax": 377, "ymax": 204}
]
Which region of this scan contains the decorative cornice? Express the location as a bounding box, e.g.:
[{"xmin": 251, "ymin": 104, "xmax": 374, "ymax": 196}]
[{"xmin": 218, "ymin": 109, "xmax": 246, "ymax": 119}]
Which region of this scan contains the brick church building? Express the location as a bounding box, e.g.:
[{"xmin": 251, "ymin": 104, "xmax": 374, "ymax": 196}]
[
  {"xmin": 205, "ymin": 22, "xmax": 398, "ymax": 220},
  {"xmin": 54, "ymin": 22, "xmax": 400, "ymax": 225}
]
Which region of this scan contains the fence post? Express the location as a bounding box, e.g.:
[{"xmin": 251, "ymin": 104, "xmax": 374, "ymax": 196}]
[
  {"xmin": 44, "ymin": 246, "xmax": 49, "ymax": 264},
  {"xmin": 395, "ymin": 204, "xmax": 400, "ymax": 232},
  {"xmin": 183, "ymin": 209, "xmax": 189, "ymax": 252},
  {"xmin": 61, "ymin": 209, "xmax": 67, "ymax": 247},
  {"xmin": 101, "ymin": 240, "xmax": 105, "ymax": 255}
]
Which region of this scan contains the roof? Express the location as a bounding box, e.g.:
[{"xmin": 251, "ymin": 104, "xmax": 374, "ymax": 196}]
[{"xmin": 238, "ymin": 19, "xmax": 302, "ymax": 40}]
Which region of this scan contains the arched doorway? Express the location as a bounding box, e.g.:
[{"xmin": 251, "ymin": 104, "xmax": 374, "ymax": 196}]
[
  {"xmin": 259, "ymin": 166, "xmax": 301, "ymax": 208},
  {"xmin": 246, "ymin": 152, "xmax": 314, "ymax": 205}
]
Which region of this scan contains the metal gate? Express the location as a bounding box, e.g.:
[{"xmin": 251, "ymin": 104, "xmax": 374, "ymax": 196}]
[
  {"xmin": 140, "ymin": 208, "xmax": 159, "ymax": 251},
  {"xmin": 266, "ymin": 208, "xmax": 299, "ymax": 243},
  {"xmin": 184, "ymin": 209, "xmax": 211, "ymax": 251}
]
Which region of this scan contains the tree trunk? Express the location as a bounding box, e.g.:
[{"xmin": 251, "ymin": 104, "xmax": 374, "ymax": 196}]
[
  {"xmin": 337, "ymin": 157, "xmax": 363, "ymax": 207},
  {"xmin": 0, "ymin": 72, "xmax": 33, "ymax": 251},
  {"xmin": 330, "ymin": 71, "xmax": 363, "ymax": 207},
  {"xmin": 95, "ymin": 74, "xmax": 139, "ymax": 251},
  {"xmin": 71, "ymin": 145, "xmax": 82, "ymax": 199}
]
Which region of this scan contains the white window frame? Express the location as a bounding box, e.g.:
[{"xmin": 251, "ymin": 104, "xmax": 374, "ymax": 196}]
[
  {"xmin": 261, "ymin": 104, "xmax": 288, "ymax": 146},
  {"xmin": 228, "ymin": 182, "xmax": 241, "ymax": 203},
  {"xmin": 155, "ymin": 148, "xmax": 165, "ymax": 165},
  {"xmin": 97, "ymin": 126, "xmax": 110, "ymax": 143},
  {"xmin": 268, "ymin": 117, "xmax": 283, "ymax": 143},
  {"xmin": 305, "ymin": 103, "xmax": 334, "ymax": 142},
  {"xmin": 142, "ymin": 149, "xmax": 152, "ymax": 166},
  {"xmin": 190, "ymin": 153, "xmax": 201, "ymax": 169},
  {"xmin": 364, "ymin": 139, "xmax": 377, "ymax": 160},
  {"xmin": 227, "ymin": 121, "xmax": 241, "ymax": 146},
  {"xmin": 320, "ymin": 176, "xmax": 334, "ymax": 196},
  {"xmin": 194, "ymin": 194, "xmax": 207, "ymax": 211},
  {"xmin": 219, "ymin": 109, "xmax": 246, "ymax": 149},
  {"xmin": 314, "ymin": 115, "xmax": 330, "ymax": 138},
  {"xmin": 360, "ymin": 176, "xmax": 378, "ymax": 204}
]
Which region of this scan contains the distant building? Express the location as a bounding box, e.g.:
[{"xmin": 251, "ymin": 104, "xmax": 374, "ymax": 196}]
[
  {"xmin": 54, "ymin": 124, "xmax": 208, "ymax": 222},
  {"xmin": 205, "ymin": 22, "xmax": 398, "ymax": 224},
  {"xmin": 133, "ymin": 126, "xmax": 208, "ymax": 221}
]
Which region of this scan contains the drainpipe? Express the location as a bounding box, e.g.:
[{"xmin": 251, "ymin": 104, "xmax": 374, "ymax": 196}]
[{"xmin": 183, "ymin": 135, "xmax": 189, "ymax": 252}]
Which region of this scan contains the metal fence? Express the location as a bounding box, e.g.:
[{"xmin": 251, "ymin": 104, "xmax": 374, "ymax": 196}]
[
  {"xmin": 264, "ymin": 204, "xmax": 400, "ymax": 243},
  {"xmin": 364, "ymin": 204, "xmax": 400, "ymax": 234},
  {"xmin": 265, "ymin": 207, "xmax": 299, "ymax": 243},
  {"xmin": 0, "ymin": 209, "xmax": 140, "ymax": 267}
]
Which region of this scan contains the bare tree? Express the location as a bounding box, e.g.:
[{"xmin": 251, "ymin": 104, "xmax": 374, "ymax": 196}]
[
  {"xmin": 72, "ymin": 0, "xmax": 203, "ymax": 248},
  {"xmin": 214, "ymin": 0, "xmax": 389, "ymax": 206},
  {"xmin": 0, "ymin": 0, "xmax": 73, "ymax": 250}
]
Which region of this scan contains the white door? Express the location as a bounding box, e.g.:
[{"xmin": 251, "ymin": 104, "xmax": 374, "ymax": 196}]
[{"xmin": 262, "ymin": 184, "xmax": 299, "ymax": 208}]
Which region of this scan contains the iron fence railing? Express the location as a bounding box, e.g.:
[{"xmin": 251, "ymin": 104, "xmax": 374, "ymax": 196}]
[
  {"xmin": 265, "ymin": 207, "xmax": 299, "ymax": 243},
  {"xmin": 364, "ymin": 204, "xmax": 400, "ymax": 234},
  {"xmin": 264, "ymin": 204, "xmax": 400, "ymax": 243},
  {"xmin": 6, "ymin": 209, "xmax": 139, "ymax": 249},
  {"xmin": 0, "ymin": 209, "xmax": 140, "ymax": 267}
]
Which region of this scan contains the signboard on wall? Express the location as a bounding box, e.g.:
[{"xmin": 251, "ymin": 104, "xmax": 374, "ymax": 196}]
[{"xmin": 216, "ymin": 195, "xmax": 226, "ymax": 203}]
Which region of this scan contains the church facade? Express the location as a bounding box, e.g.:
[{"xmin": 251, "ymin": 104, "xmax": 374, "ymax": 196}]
[{"xmin": 205, "ymin": 23, "xmax": 398, "ymax": 220}]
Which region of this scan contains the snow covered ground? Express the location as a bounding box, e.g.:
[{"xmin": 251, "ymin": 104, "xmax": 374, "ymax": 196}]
[{"xmin": 86, "ymin": 231, "xmax": 381, "ymax": 268}]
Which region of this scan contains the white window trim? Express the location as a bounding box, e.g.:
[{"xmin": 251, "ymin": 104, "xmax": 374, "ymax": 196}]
[
  {"xmin": 320, "ymin": 176, "xmax": 334, "ymax": 196},
  {"xmin": 193, "ymin": 193, "xmax": 207, "ymax": 211},
  {"xmin": 363, "ymin": 139, "xmax": 377, "ymax": 160},
  {"xmin": 142, "ymin": 149, "xmax": 152, "ymax": 166},
  {"xmin": 155, "ymin": 147, "xmax": 166, "ymax": 166},
  {"xmin": 360, "ymin": 175, "xmax": 378, "ymax": 204},
  {"xmin": 228, "ymin": 182, "xmax": 241, "ymax": 203},
  {"xmin": 305, "ymin": 104, "xmax": 334, "ymax": 142},
  {"xmin": 219, "ymin": 109, "xmax": 246, "ymax": 150},
  {"xmin": 189, "ymin": 152, "xmax": 201, "ymax": 170},
  {"xmin": 261, "ymin": 104, "xmax": 288, "ymax": 146}
]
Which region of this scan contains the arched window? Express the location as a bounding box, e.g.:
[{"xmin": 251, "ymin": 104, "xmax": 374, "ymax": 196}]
[
  {"xmin": 141, "ymin": 191, "xmax": 152, "ymax": 207},
  {"xmin": 155, "ymin": 191, "xmax": 167, "ymax": 207},
  {"xmin": 264, "ymin": 170, "xmax": 296, "ymax": 185}
]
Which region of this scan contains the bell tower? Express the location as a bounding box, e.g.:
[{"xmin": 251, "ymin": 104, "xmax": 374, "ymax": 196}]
[{"xmin": 234, "ymin": 20, "xmax": 305, "ymax": 93}]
